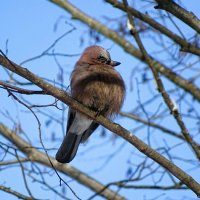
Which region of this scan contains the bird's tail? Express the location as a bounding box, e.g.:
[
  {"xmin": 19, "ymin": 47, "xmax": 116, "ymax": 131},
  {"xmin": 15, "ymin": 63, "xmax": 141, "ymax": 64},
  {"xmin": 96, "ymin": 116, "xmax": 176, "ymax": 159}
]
[{"xmin": 55, "ymin": 132, "xmax": 82, "ymax": 163}]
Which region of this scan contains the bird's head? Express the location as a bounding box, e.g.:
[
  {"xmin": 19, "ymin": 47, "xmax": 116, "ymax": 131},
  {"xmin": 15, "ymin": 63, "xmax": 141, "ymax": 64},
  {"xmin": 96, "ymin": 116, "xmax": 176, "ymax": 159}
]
[{"xmin": 78, "ymin": 45, "xmax": 121, "ymax": 67}]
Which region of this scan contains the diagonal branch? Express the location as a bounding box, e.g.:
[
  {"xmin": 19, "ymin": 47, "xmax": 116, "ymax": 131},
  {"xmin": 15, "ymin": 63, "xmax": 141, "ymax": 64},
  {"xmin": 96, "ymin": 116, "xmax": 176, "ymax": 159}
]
[
  {"xmin": 0, "ymin": 185, "xmax": 33, "ymax": 200},
  {"xmin": 154, "ymin": 0, "xmax": 200, "ymax": 33},
  {"xmin": 0, "ymin": 51, "xmax": 200, "ymax": 197},
  {"xmin": 120, "ymin": 112, "xmax": 184, "ymax": 140},
  {"xmin": 106, "ymin": 0, "xmax": 200, "ymax": 56}
]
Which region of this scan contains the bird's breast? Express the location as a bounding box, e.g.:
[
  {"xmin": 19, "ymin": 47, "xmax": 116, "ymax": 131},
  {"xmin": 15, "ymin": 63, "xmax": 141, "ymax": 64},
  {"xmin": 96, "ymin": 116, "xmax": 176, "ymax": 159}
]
[{"xmin": 71, "ymin": 71, "xmax": 125, "ymax": 116}]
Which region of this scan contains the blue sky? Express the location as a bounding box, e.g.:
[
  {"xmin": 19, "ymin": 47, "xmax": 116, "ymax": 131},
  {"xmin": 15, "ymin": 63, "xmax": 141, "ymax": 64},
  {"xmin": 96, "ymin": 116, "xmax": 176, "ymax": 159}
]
[{"xmin": 1, "ymin": 0, "xmax": 200, "ymax": 200}]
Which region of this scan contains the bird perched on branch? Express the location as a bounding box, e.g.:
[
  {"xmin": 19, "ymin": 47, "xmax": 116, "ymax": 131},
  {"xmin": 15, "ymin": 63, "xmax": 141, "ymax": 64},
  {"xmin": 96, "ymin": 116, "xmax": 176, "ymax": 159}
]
[{"xmin": 56, "ymin": 45, "xmax": 125, "ymax": 163}]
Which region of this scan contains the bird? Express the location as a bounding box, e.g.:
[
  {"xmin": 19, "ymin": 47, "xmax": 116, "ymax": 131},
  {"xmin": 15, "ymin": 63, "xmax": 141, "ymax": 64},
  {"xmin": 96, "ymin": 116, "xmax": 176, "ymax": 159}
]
[{"xmin": 55, "ymin": 45, "xmax": 125, "ymax": 163}]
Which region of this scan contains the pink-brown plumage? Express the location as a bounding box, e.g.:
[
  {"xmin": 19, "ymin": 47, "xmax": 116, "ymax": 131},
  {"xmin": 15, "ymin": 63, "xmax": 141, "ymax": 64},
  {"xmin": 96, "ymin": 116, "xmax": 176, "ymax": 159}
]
[{"xmin": 56, "ymin": 45, "xmax": 125, "ymax": 163}]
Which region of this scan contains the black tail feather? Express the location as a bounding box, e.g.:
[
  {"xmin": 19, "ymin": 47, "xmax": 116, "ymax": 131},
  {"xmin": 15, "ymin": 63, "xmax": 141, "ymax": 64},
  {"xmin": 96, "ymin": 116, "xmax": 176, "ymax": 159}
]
[{"xmin": 56, "ymin": 133, "xmax": 82, "ymax": 163}]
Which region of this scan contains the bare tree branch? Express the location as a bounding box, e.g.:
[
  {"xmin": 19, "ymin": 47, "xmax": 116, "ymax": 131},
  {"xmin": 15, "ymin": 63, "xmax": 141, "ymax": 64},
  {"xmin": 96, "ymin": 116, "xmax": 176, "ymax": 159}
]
[
  {"xmin": 0, "ymin": 123, "xmax": 125, "ymax": 200},
  {"xmin": 0, "ymin": 53, "xmax": 200, "ymax": 197},
  {"xmin": 120, "ymin": 112, "xmax": 184, "ymax": 140},
  {"xmin": 0, "ymin": 81, "xmax": 48, "ymax": 95},
  {"xmin": 106, "ymin": 0, "xmax": 200, "ymax": 56},
  {"xmin": 0, "ymin": 185, "xmax": 33, "ymax": 200},
  {"xmin": 154, "ymin": 0, "xmax": 200, "ymax": 33}
]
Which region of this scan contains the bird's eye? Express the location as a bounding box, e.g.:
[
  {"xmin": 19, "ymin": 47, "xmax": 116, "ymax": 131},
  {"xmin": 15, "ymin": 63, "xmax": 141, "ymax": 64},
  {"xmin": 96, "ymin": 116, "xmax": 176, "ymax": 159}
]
[{"xmin": 97, "ymin": 55, "xmax": 110, "ymax": 65}]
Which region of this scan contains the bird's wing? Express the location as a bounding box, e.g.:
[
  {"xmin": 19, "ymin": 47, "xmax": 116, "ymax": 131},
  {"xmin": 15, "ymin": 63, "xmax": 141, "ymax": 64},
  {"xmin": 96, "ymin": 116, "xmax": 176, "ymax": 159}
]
[
  {"xmin": 66, "ymin": 108, "xmax": 75, "ymax": 132},
  {"xmin": 81, "ymin": 122, "xmax": 99, "ymax": 143},
  {"xmin": 56, "ymin": 109, "xmax": 93, "ymax": 163}
]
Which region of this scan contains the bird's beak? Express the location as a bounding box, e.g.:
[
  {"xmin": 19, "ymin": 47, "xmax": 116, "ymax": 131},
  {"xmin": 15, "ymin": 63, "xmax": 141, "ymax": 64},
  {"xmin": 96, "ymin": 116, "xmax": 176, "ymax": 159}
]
[{"xmin": 111, "ymin": 60, "xmax": 121, "ymax": 67}]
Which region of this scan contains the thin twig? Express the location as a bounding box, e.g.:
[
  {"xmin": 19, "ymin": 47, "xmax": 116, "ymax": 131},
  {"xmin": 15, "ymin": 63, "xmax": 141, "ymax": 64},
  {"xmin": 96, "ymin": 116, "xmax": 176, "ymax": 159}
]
[{"xmin": 0, "ymin": 185, "xmax": 33, "ymax": 200}]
